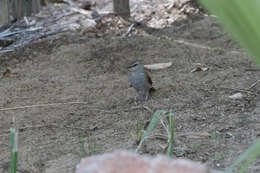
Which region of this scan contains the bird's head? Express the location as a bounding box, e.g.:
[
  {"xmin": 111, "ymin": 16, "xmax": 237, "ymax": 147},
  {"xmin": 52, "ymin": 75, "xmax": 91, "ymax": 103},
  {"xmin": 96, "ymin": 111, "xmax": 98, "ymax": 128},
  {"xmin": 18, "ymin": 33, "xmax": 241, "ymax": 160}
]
[{"xmin": 127, "ymin": 61, "xmax": 141, "ymax": 72}]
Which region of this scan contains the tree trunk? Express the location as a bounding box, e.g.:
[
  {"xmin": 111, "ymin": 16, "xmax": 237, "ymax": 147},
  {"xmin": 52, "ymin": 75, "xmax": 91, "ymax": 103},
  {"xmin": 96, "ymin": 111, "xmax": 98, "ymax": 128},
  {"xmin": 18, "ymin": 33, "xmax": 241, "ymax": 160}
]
[
  {"xmin": 27, "ymin": 0, "xmax": 42, "ymax": 14},
  {"xmin": 13, "ymin": 0, "xmax": 27, "ymax": 19},
  {"xmin": 12, "ymin": 0, "xmax": 41, "ymax": 19},
  {"xmin": 0, "ymin": 0, "xmax": 9, "ymax": 26},
  {"xmin": 32, "ymin": 0, "xmax": 41, "ymax": 13},
  {"xmin": 113, "ymin": 0, "xmax": 130, "ymax": 18}
]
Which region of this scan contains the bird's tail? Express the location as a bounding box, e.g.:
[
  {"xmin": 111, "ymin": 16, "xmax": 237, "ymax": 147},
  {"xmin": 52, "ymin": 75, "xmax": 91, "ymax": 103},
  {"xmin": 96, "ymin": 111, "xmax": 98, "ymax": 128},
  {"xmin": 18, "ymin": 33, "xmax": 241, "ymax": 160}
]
[{"xmin": 149, "ymin": 87, "xmax": 156, "ymax": 94}]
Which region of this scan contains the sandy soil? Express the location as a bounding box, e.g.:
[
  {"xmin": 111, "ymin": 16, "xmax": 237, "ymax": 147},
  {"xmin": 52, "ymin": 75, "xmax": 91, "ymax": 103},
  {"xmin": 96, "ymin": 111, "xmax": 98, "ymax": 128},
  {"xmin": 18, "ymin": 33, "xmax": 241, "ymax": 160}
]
[{"xmin": 0, "ymin": 12, "xmax": 259, "ymax": 173}]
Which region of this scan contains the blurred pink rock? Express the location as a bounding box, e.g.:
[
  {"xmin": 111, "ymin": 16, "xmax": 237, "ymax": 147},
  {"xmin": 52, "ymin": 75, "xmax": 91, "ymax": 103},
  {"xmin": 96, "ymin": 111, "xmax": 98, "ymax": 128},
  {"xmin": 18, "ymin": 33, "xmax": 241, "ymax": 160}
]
[{"xmin": 76, "ymin": 150, "xmax": 214, "ymax": 173}]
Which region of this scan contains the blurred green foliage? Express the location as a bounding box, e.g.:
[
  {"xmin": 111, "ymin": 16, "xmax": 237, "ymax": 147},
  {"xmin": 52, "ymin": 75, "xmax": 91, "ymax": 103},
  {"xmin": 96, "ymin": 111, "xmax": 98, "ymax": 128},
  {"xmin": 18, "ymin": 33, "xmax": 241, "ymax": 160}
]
[{"xmin": 199, "ymin": 0, "xmax": 260, "ymax": 64}]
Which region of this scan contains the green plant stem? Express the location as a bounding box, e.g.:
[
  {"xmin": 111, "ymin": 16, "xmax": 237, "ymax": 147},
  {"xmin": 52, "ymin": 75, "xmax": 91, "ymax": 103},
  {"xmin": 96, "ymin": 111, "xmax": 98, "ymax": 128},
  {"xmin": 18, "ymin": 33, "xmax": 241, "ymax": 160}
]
[
  {"xmin": 136, "ymin": 110, "xmax": 167, "ymax": 153},
  {"xmin": 225, "ymin": 139, "xmax": 260, "ymax": 173},
  {"xmin": 167, "ymin": 110, "xmax": 175, "ymax": 157},
  {"xmin": 10, "ymin": 128, "xmax": 18, "ymax": 173}
]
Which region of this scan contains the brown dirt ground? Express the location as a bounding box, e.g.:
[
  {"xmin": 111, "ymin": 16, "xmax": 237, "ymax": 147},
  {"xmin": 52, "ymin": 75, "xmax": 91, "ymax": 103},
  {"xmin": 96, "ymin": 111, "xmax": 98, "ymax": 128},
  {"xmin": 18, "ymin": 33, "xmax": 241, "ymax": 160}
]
[{"xmin": 0, "ymin": 15, "xmax": 260, "ymax": 173}]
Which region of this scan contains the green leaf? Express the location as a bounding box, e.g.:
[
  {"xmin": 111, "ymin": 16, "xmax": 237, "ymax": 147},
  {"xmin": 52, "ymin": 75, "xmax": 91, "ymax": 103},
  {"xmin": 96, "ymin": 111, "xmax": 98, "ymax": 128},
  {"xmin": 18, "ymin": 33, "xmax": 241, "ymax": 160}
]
[
  {"xmin": 136, "ymin": 110, "xmax": 168, "ymax": 152},
  {"xmin": 224, "ymin": 138, "xmax": 260, "ymax": 173},
  {"xmin": 10, "ymin": 128, "xmax": 18, "ymax": 173},
  {"xmin": 167, "ymin": 109, "xmax": 175, "ymax": 157},
  {"xmin": 199, "ymin": 0, "xmax": 260, "ymax": 64}
]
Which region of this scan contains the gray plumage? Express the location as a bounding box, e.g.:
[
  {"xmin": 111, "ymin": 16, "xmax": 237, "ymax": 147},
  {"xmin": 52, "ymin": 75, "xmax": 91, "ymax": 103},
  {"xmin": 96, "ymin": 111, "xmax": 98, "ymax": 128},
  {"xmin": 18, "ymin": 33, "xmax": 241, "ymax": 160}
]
[{"xmin": 128, "ymin": 61, "xmax": 154, "ymax": 101}]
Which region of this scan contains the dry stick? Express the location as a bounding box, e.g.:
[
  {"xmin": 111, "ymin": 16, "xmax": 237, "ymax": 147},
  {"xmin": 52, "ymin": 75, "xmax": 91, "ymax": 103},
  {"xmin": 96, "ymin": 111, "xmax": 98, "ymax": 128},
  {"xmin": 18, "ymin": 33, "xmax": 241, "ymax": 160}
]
[
  {"xmin": 248, "ymin": 80, "xmax": 260, "ymax": 90},
  {"xmin": 152, "ymin": 132, "xmax": 212, "ymax": 140},
  {"xmin": 122, "ymin": 23, "xmax": 135, "ymax": 37},
  {"xmin": 20, "ymin": 123, "xmax": 89, "ymax": 131},
  {"xmin": 160, "ymin": 119, "xmax": 170, "ymax": 138},
  {"xmin": 142, "ymin": 105, "xmax": 153, "ymax": 113},
  {"xmin": 153, "ymin": 133, "xmax": 168, "ymax": 140},
  {"xmin": 172, "ymin": 39, "xmax": 242, "ymax": 54},
  {"xmin": 0, "ymin": 27, "xmax": 43, "ymax": 37},
  {"xmin": 0, "ymin": 101, "xmax": 105, "ymax": 111},
  {"xmin": 0, "ymin": 28, "xmax": 68, "ymax": 54},
  {"xmin": 2, "ymin": 123, "xmax": 91, "ymax": 134},
  {"xmin": 174, "ymin": 39, "xmax": 214, "ymax": 50},
  {"xmin": 220, "ymin": 87, "xmax": 256, "ymax": 94},
  {"xmin": 0, "ymin": 101, "xmax": 144, "ymax": 114}
]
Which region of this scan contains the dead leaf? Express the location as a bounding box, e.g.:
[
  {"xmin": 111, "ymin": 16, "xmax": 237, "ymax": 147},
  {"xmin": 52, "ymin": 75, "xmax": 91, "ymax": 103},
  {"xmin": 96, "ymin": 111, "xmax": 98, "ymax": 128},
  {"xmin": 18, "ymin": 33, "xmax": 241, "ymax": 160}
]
[
  {"xmin": 229, "ymin": 93, "xmax": 243, "ymax": 99},
  {"xmin": 2, "ymin": 67, "xmax": 18, "ymax": 77},
  {"xmin": 144, "ymin": 62, "xmax": 172, "ymax": 70},
  {"xmin": 199, "ymin": 132, "xmax": 211, "ymax": 137},
  {"xmin": 191, "ymin": 63, "xmax": 209, "ymax": 73}
]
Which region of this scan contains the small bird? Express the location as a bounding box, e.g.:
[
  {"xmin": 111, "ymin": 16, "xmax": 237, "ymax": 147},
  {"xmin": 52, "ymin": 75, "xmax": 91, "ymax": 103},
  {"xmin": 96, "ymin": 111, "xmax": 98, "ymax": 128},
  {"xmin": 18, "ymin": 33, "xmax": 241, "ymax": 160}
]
[{"xmin": 128, "ymin": 61, "xmax": 155, "ymax": 101}]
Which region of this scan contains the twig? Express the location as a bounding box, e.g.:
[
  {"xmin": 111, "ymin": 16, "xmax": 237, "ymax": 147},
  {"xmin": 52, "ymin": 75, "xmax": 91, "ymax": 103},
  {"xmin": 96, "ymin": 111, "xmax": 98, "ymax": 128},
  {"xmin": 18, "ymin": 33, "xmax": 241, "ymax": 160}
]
[
  {"xmin": 2, "ymin": 123, "xmax": 90, "ymax": 134},
  {"xmin": 152, "ymin": 133, "xmax": 168, "ymax": 140},
  {"xmin": 0, "ymin": 27, "xmax": 42, "ymax": 37},
  {"xmin": 160, "ymin": 119, "xmax": 170, "ymax": 139},
  {"xmin": 0, "ymin": 28, "xmax": 69, "ymax": 54},
  {"xmin": 0, "ymin": 101, "xmax": 89, "ymax": 111},
  {"xmin": 173, "ymin": 39, "xmax": 217, "ymax": 50},
  {"xmin": 0, "ymin": 20, "xmax": 24, "ymax": 35},
  {"xmin": 171, "ymin": 39, "xmax": 242, "ymax": 55},
  {"xmin": 122, "ymin": 23, "xmax": 135, "ymax": 37},
  {"xmin": 248, "ymin": 80, "xmax": 260, "ymax": 90},
  {"xmin": 36, "ymin": 28, "xmax": 69, "ymax": 39},
  {"xmin": 0, "ymin": 49, "xmax": 13, "ymax": 53},
  {"xmin": 220, "ymin": 87, "xmax": 255, "ymax": 94},
  {"xmin": 21, "ymin": 123, "xmax": 89, "ymax": 131},
  {"xmin": 142, "ymin": 105, "xmax": 153, "ymax": 113},
  {"xmin": 0, "ymin": 101, "xmax": 122, "ymax": 115}
]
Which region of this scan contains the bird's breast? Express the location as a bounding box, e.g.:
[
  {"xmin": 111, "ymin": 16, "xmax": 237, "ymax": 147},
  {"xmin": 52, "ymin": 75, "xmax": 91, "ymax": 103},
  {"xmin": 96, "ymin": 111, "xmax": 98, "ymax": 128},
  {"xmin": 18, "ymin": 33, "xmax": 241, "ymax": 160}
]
[{"xmin": 129, "ymin": 71, "xmax": 151, "ymax": 90}]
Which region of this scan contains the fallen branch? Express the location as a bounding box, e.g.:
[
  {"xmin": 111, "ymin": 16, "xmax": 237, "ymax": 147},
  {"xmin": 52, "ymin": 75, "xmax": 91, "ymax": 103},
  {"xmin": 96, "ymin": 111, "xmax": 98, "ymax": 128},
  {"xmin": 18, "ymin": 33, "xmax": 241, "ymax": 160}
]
[
  {"xmin": 0, "ymin": 27, "xmax": 42, "ymax": 38},
  {"xmin": 0, "ymin": 27, "xmax": 69, "ymax": 53},
  {"xmin": 0, "ymin": 101, "xmax": 90, "ymax": 111}
]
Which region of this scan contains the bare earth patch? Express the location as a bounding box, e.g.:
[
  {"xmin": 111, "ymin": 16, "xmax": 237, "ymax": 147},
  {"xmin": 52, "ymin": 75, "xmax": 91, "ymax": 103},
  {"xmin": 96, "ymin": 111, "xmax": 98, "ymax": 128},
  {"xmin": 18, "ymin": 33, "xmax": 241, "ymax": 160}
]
[{"xmin": 0, "ymin": 14, "xmax": 259, "ymax": 173}]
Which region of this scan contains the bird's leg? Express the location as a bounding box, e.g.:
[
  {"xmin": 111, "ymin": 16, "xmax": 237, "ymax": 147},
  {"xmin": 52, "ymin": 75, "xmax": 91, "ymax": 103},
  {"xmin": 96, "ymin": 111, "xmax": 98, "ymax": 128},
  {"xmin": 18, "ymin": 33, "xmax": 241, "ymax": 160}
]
[
  {"xmin": 136, "ymin": 91, "xmax": 149, "ymax": 101},
  {"xmin": 144, "ymin": 91, "xmax": 150, "ymax": 101}
]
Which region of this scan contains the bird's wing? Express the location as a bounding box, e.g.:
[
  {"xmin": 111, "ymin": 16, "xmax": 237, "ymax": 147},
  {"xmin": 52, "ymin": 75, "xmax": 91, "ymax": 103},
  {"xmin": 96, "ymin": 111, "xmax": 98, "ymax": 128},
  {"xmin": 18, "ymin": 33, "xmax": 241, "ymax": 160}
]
[{"xmin": 145, "ymin": 71, "xmax": 153, "ymax": 86}]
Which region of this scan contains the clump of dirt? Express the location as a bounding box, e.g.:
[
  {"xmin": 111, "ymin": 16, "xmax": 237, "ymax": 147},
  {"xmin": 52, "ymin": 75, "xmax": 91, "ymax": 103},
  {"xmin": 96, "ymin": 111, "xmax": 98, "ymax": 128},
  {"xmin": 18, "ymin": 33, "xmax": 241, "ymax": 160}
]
[{"xmin": 0, "ymin": 11, "xmax": 259, "ymax": 173}]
